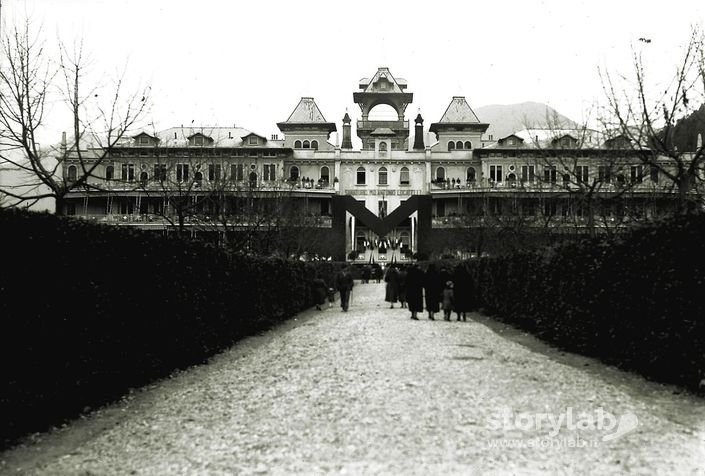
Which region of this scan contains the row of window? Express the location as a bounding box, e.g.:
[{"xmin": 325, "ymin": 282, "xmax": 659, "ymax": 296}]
[
  {"xmin": 288, "ymin": 166, "xmax": 330, "ymax": 182},
  {"xmin": 353, "ymin": 166, "xmax": 411, "ymax": 186},
  {"xmin": 293, "ymin": 140, "xmax": 319, "ymax": 150},
  {"xmin": 447, "ymin": 141, "xmax": 473, "ymax": 151},
  {"xmin": 435, "ymin": 199, "xmax": 653, "ymax": 218},
  {"xmin": 67, "ymin": 162, "xmax": 661, "ymax": 187},
  {"xmin": 363, "ymin": 141, "xmax": 400, "ymax": 151},
  {"xmin": 112, "ymin": 150, "xmax": 281, "ymax": 158},
  {"xmin": 485, "ymin": 164, "xmax": 659, "ymax": 184},
  {"xmin": 67, "ymin": 163, "xmax": 279, "ymax": 183}
]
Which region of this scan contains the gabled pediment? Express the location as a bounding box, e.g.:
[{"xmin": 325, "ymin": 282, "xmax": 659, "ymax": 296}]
[
  {"xmin": 133, "ymin": 132, "xmax": 160, "ymax": 146},
  {"xmin": 498, "ymin": 134, "xmax": 525, "ymax": 146},
  {"xmin": 187, "ymin": 132, "xmax": 214, "ymax": 146},
  {"xmin": 551, "ymin": 134, "xmax": 579, "ymax": 148},
  {"xmin": 360, "ymin": 67, "xmax": 406, "ymax": 93},
  {"xmin": 241, "ymin": 132, "xmax": 267, "ymax": 146}
]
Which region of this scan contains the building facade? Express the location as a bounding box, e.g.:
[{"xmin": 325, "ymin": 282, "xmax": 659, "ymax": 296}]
[{"xmin": 62, "ymin": 67, "xmax": 685, "ymax": 260}]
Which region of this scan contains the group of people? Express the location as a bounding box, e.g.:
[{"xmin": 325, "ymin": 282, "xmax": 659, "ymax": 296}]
[
  {"xmin": 311, "ymin": 265, "xmax": 355, "ymax": 312},
  {"xmin": 311, "ymin": 262, "xmax": 475, "ymax": 321},
  {"xmin": 360, "ymin": 265, "xmax": 382, "ymax": 284},
  {"xmin": 383, "ymin": 263, "xmax": 474, "ymax": 321}
]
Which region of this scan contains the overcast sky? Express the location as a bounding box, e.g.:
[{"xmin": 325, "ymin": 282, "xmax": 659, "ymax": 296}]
[{"xmin": 3, "ymin": 0, "xmax": 704, "ymax": 144}]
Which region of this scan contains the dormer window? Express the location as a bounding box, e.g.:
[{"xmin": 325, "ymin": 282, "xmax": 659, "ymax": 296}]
[
  {"xmin": 508, "ymin": 138, "xmax": 516, "ymax": 146},
  {"xmin": 248, "ymin": 136, "xmax": 258, "ymax": 145},
  {"xmin": 139, "ymin": 136, "xmax": 150, "ymax": 145},
  {"xmin": 194, "ymin": 136, "xmax": 204, "ymax": 146}
]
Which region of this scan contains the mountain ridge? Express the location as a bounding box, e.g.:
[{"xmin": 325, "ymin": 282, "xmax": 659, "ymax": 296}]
[{"xmin": 474, "ymin": 101, "xmax": 577, "ymax": 140}]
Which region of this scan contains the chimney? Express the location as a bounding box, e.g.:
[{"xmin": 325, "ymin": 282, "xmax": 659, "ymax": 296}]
[
  {"xmin": 341, "ymin": 110, "xmax": 353, "ymax": 150},
  {"xmin": 413, "ymin": 112, "xmax": 425, "ymax": 150},
  {"xmin": 698, "ymin": 133, "xmax": 703, "ymax": 150},
  {"xmin": 60, "ymin": 132, "xmax": 67, "ymax": 156}
]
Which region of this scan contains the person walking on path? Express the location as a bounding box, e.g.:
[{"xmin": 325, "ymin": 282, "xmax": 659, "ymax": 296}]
[
  {"xmin": 423, "ymin": 263, "xmax": 443, "ymax": 320},
  {"xmin": 335, "ymin": 264, "xmax": 355, "ymax": 312},
  {"xmin": 384, "ymin": 265, "xmax": 400, "ymax": 308},
  {"xmin": 362, "ymin": 265, "xmax": 371, "ymax": 284},
  {"xmin": 312, "ymin": 274, "xmax": 328, "ymax": 311},
  {"xmin": 405, "ymin": 263, "xmax": 424, "ymax": 320},
  {"xmin": 372, "ymin": 265, "xmax": 382, "ymax": 283},
  {"xmin": 452, "ymin": 263, "xmax": 473, "ymax": 321},
  {"xmin": 397, "ymin": 266, "xmax": 408, "ymax": 309},
  {"xmin": 442, "ymin": 280, "xmax": 455, "ymax": 321}
]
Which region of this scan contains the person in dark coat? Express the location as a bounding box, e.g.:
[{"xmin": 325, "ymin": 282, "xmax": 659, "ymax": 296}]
[
  {"xmin": 405, "ymin": 263, "xmax": 424, "ymax": 320},
  {"xmin": 423, "ymin": 263, "xmax": 443, "ymax": 320},
  {"xmin": 384, "ymin": 265, "xmax": 400, "ymax": 308},
  {"xmin": 312, "ymin": 275, "xmax": 327, "ymax": 311},
  {"xmin": 362, "ymin": 265, "xmax": 371, "ymax": 284},
  {"xmin": 397, "ymin": 266, "xmax": 408, "ymax": 308},
  {"xmin": 335, "ymin": 264, "xmax": 355, "ymax": 312},
  {"xmin": 452, "ymin": 263, "xmax": 474, "ymax": 321}
]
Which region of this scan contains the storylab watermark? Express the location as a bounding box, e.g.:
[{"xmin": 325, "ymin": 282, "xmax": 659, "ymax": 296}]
[{"xmin": 486, "ymin": 406, "xmax": 639, "ymax": 449}]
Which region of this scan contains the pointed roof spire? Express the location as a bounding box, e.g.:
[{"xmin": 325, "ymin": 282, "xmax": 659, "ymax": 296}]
[
  {"xmin": 343, "ymin": 108, "xmax": 351, "ymax": 124},
  {"xmin": 278, "ymin": 97, "xmax": 336, "ymax": 133},
  {"xmin": 283, "ymin": 97, "xmax": 329, "ymax": 123},
  {"xmin": 415, "ymin": 109, "xmax": 424, "ymax": 124},
  {"xmin": 429, "ymin": 96, "xmax": 489, "ymax": 135},
  {"xmin": 438, "ymin": 96, "xmax": 481, "ymax": 123}
]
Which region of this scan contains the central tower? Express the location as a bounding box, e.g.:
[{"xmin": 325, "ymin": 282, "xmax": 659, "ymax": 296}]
[{"xmin": 353, "ymin": 67, "xmax": 413, "ymax": 150}]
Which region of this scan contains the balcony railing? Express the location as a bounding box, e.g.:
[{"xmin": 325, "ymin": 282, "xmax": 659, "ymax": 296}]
[
  {"xmin": 356, "ymin": 120, "xmax": 409, "ymax": 130},
  {"xmin": 69, "ymin": 179, "xmax": 337, "ymax": 193},
  {"xmin": 430, "ymin": 179, "xmax": 678, "ymax": 194},
  {"xmin": 75, "ymin": 214, "xmax": 333, "ymax": 228}
]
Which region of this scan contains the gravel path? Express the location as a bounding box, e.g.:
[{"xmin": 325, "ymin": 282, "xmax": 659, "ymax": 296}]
[{"xmin": 2, "ymin": 282, "xmax": 704, "ymax": 475}]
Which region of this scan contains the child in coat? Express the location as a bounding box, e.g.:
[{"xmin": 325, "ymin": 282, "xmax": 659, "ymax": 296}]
[{"xmin": 442, "ymin": 281, "xmax": 454, "ymax": 321}]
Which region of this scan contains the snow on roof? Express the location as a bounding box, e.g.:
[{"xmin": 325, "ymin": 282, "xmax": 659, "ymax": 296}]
[
  {"xmin": 126, "ymin": 126, "xmax": 283, "ymax": 148},
  {"xmin": 512, "ymin": 128, "xmax": 603, "ymax": 148}
]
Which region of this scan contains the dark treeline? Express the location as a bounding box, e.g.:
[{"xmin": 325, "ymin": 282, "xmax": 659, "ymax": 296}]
[
  {"xmin": 0, "ymin": 209, "xmax": 343, "ymax": 448},
  {"xmin": 435, "ymin": 214, "xmax": 705, "ymax": 391}
]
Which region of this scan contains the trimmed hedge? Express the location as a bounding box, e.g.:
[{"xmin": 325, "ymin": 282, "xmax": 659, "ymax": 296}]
[
  {"xmin": 0, "ymin": 209, "xmax": 342, "ymax": 447},
  {"xmin": 452, "ymin": 215, "xmax": 705, "ymax": 391}
]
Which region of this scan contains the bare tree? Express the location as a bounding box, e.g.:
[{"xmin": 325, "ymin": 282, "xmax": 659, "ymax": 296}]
[
  {"xmin": 600, "ymin": 26, "xmax": 705, "ymax": 214},
  {"xmin": 0, "ymin": 18, "xmax": 149, "ymax": 214}
]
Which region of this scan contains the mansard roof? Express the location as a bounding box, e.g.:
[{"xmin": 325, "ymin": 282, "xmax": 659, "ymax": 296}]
[
  {"xmin": 429, "ymin": 97, "xmax": 489, "ymax": 135},
  {"xmin": 438, "ymin": 96, "xmax": 482, "ymax": 123},
  {"xmin": 278, "ymin": 97, "xmax": 337, "ymax": 133}
]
